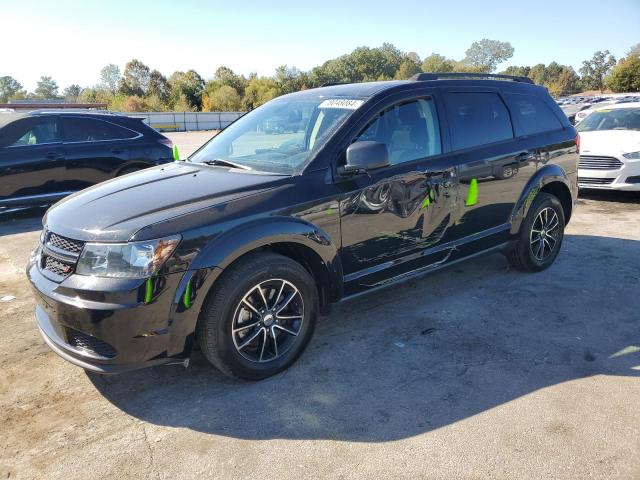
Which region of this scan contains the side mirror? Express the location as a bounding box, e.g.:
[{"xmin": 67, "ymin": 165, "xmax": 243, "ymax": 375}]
[{"xmin": 339, "ymin": 141, "xmax": 389, "ymax": 175}]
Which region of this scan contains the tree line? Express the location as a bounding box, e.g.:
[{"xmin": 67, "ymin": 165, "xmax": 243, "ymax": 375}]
[{"xmin": 1, "ymin": 40, "xmax": 639, "ymax": 111}]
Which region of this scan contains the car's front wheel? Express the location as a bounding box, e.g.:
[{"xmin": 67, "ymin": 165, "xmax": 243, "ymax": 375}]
[
  {"xmin": 197, "ymin": 252, "xmax": 318, "ymax": 380},
  {"xmin": 506, "ymin": 192, "xmax": 565, "ymax": 272}
]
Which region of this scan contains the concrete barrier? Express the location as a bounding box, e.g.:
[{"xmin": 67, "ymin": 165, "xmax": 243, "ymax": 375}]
[{"xmin": 127, "ymin": 111, "xmax": 245, "ymax": 132}]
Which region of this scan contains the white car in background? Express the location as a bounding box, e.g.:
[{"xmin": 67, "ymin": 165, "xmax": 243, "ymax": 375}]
[
  {"xmin": 576, "ymin": 102, "xmax": 640, "ymax": 191},
  {"xmin": 574, "ymin": 100, "xmax": 617, "ymax": 124}
]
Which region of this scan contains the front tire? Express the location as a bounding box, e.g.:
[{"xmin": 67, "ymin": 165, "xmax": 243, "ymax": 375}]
[
  {"xmin": 197, "ymin": 252, "xmax": 318, "ymax": 380},
  {"xmin": 507, "ymin": 192, "xmax": 565, "ymax": 272}
]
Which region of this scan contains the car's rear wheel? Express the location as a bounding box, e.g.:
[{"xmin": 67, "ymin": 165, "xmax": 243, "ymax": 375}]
[
  {"xmin": 197, "ymin": 252, "xmax": 318, "ymax": 380},
  {"xmin": 506, "ymin": 192, "xmax": 565, "ymax": 272}
]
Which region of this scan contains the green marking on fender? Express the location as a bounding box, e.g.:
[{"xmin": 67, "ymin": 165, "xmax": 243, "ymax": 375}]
[
  {"xmin": 421, "ymin": 195, "xmax": 431, "ymax": 209},
  {"xmin": 173, "ymin": 145, "xmax": 180, "ymax": 161},
  {"xmin": 183, "ymin": 278, "xmax": 192, "ymax": 309},
  {"xmin": 466, "ymin": 178, "xmax": 478, "ymax": 206},
  {"xmin": 144, "ymin": 278, "xmax": 153, "ymax": 304}
]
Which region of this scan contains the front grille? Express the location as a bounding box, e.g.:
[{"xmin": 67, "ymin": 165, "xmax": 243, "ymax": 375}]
[
  {"xmin": 579, "ymin": 155, "xmax": 623, "ymax": 170},
  {"xmin": 43, "ymin": 256, "xmax": 74, "ymax": 277},
  {"xmin": 578, "ymin": 177, "xmax": 615, "ymax": 185},
  {"xmin": 67, "ymin": 328, "xmax": 117, "ymax": 358},
  {"xmin": 48, "ymin": 232, "xmax": 84, "ymax": 254},
  {"xmin": 40, "ymin": 230, "xmax": 85, "ymax": 280}
]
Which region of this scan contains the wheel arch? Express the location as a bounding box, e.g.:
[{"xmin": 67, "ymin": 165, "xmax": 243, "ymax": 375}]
[
  {"xmin": 510, "ymin": 164, "xmax": 575, "ymax": 235},
  {"xmin": 191, "ymin": 217, "xmax": 344, "ymax": 310}
]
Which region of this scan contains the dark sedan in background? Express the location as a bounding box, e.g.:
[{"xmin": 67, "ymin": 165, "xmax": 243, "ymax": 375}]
[{"xmin": 0, "ymin": 111, "xmax": 174, "ymax": 210}]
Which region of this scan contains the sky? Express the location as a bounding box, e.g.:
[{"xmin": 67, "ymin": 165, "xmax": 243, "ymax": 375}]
[{"xmin": 1, "ymin": 0, "xmax": 639, "ymax": 91}]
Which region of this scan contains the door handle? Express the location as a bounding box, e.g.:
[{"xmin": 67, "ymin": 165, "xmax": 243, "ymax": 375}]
[
  {"xmin": 45, "ymin": 152, "xmax": 63, "ymax": 160},
  {"xmin": 111, "ymin": 148, "xmax": 125, "ymax": 154},
  {"xmin": 516, "ymin": 152, "xmax": 536, "ymax": 163}
]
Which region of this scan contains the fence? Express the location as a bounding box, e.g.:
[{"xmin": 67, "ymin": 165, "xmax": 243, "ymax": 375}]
[{"xmin": 129, "ymin": 111, "xmax": 245, "ymax": 132}]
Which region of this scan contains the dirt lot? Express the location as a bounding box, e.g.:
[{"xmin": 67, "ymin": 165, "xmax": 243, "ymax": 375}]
[{"xmin": 1, "ymin": 134, "xmax": 639, "ymax": 479}]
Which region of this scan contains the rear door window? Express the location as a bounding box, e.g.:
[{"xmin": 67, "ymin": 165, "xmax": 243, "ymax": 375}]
[
  {"xmin": 61, "ymin": 117, "xmax": 138, "ymax": 143},
  {"xmin": 443, "ymin": 92, "xmax": 513, "ymax": 151},
  {"xmin": 504, "ymin": 93, "xmax": 563, "ymax": 136}
]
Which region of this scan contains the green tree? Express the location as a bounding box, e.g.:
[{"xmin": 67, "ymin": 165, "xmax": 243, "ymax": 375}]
[
  {"xmin": 421, "ymin": 53, "xmax": 454, "ymax": 73},
  {"xmin": 274, "ymin": 65, "xmax": 309, "ymax": 94},
  {"xmin": 463, "ymin": 39, "xmax": 514, "ymax": 72},
  {"xmin": 243, "ymin": 76, "xmax": 280, "ymax": 110},
  {"xmin": 168, "ymin": 70, "xmax": 205, "ymax": 110},
  {"xmin": 579, "ymin": 50, "xmax": 617, "ymax": 92},
  {"xmin": 501, "ymin": 65, "xmax": 531, "ymax": 77},
  {"xmin": 172, "ymin": 92, "xmax": 196, "ymax": 112},
  {"xmin": 212, "ymin": 66, "xmax": 247, "ymax": 96},
  {"xmin": 100, "ymin": 63, "xmax": 121, "ymax": 92},
  {"xmin": 0, "ymin": 76, "xmax": 23, "ymax": 102},
  {"xmin": 606, "ymin": 56, "xmax": 640, "ymax": 93},
  {"xmin": 63, "ymin": 84, "xmax": 82, "ymax": 102},
  {"xmin": 202, "ymin": 85, "xmax": 242, "ymax": 111},
  {"xmin": 395, "ymin": 57, "xmax": 422, "ymax": 79},
  {"xmin": 118, "ymin": 59, "xmax": 151, "ymax": 96},
  {"xmin": 147, "ymin": 69, "xmax": 170, "ymax": 103},
  {"xmin": 34, "ymin": 76, "xmax": 59, "ymax": 99}
]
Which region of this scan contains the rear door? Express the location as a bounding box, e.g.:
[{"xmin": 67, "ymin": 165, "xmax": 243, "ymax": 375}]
[
  {"xmin": 0, "ymin": 116, "xmax": 66, "ymax": 205},
  {"xmin": 60, "ymin": 116, "xmax": 139, "ymax": 191},
  {"xmin": 440, "ymin": 88, "xmax": 537, "ymax": 246}
]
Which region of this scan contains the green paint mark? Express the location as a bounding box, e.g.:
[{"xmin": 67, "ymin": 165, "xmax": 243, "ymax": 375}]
[
  {"xmin": 183, "ymin": 278, "xmax": 192, "ymax": 309},
  {"xmin": 144, "ymin": 278, "xmax": 153, "ymax": 304},
  {"xmin": 421, "ymin": 195, "xmax": 431, "ymax": 209},
  {"xmin": 429, "ymin": 189, "xmax": 434, "ymax": 201},
  {"xmin": 326, "ymin": 207, "xmax": 334, "ymax": 216},
  {"xmin": 173, "ymin": 145, "xmax": 180, "ymax": 161},
  {"xmin": 465, "ymin": 178, "xmax": 478, "ymax": 206}
]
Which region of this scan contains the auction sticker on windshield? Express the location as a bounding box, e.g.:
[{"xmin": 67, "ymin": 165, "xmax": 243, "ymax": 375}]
[{"xmin": 319, "ymin": 99, "xmax": 365, "ymax": 109}]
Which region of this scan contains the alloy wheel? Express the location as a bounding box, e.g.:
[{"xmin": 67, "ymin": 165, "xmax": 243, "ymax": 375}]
[
  {"xmin": 529, "ymin": 207, "xmax": 560, "ymax": 261},
  {"xmin": 231, "ymin": 279, "xmax": 304, "ymax": 363}
]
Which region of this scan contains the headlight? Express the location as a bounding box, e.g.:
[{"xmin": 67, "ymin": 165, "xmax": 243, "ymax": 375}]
[
  {"xmin": 622, "ymin": 151, "xmax": 640, "ymax": 160},
  {"xmin": 76, "ymin": 235, "xmax": 181, "ymax": 278}
]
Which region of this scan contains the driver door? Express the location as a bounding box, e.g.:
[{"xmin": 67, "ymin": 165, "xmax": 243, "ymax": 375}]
[{"xmin": 338, "ymin": 94, "xmax": 459, "ymax": 296}]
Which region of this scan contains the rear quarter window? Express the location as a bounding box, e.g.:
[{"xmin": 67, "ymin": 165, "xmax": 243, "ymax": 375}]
[
  {"xmin": 62, "ymin": 117, "xmax": 139, "ymax": 142},
  {"xmin": 503, "ymin": 93, "xmax": 563, "ymax": 136},
  {"xmin": 443, "ymin": 92, "xmax": 513, "ymax": 151}
]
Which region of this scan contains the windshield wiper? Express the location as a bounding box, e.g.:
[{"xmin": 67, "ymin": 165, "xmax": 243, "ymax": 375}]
[{"xmin": 199, "ymin": 158, "xmax": 252, "ymax": 170}]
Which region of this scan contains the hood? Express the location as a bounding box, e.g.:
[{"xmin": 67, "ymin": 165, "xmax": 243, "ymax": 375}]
[
  {"xmin": 579, "ymin": 130, "xmax": 640, "ymax": 157},
  {"xmin": 44, "ymin": 162, "xmax": 286, "ymax": 242}
]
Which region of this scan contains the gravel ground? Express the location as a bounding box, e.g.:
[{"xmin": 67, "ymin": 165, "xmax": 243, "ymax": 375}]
[{"xmin": 0, "ymin": 133, "xmax": 638, "ymax": 479}]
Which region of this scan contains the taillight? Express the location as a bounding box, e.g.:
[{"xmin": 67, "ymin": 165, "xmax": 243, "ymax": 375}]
[
  {"xmin": 575, "ymin": 133, "xmax": 580, "ymax": 154},
  {"xmin": 158, "ymin": 138, "xmax": 173, "ymax": 148}
]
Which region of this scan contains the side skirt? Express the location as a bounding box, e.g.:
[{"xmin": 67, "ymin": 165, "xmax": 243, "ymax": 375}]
[{"xmin": 340, "ymin": 241, "xmax": 515, "ymax": 302}]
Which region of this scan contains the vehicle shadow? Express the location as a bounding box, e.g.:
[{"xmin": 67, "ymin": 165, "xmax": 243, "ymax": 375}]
[
  {"xmin": 578, "ymin": 189, "xmax": 639, "ymax": 204},
  {"xmin": 89, "ymin": 233, "xmax": 639, "ymax": 442}
]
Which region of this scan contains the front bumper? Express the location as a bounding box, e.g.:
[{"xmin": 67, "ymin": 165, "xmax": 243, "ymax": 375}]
[
  {"xmin": 578, "ymin": 158, "xmax": 640, "ymax": 191},
  {"xmin": 26, "ymin": 258, "xmax": 210, "ymax": 374}
]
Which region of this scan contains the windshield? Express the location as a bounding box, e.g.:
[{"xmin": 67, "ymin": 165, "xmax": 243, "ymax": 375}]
[
  {"xmin": 576, "ymin": 107, "xmax": 640, "ymax": 132},
  {"xmin": 189, "ymin": 94, "xmax": 364, "ymax": 174}
]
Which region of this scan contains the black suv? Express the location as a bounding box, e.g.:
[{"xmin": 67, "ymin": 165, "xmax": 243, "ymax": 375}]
[
  {"xmin": 0, "ymin": 111, "xmax": 174, "ymax": 210},
  {"xmin": 27, "ymin": 73, "xmax": 578, "ymax": 380}
]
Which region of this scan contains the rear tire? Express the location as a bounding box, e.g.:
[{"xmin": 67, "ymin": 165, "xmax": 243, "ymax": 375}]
[
  {"xmin": 506, "ymin": 192, "xmax": 565, "ymax": 272},
  {"xmin": 196, "ymin": 252, "xmax": 318, "ymax": 380}
]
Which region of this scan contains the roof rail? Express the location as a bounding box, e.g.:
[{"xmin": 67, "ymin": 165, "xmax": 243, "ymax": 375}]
[
  {"xmin": 321, "ymin": 82, "xmax": 347, "ymax": 87},
  {"xmin": 29, "ymin": 109, "xmax": 121, "ymax": 115},
  {"xmin": 410, "ymin": 72, "xmax": 534, "ymax": 84}
]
